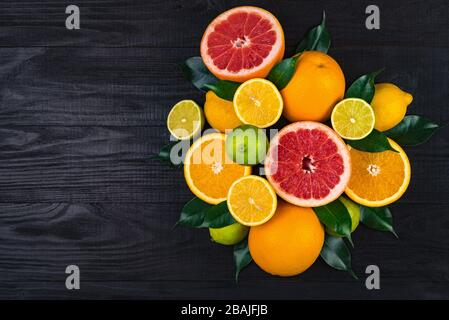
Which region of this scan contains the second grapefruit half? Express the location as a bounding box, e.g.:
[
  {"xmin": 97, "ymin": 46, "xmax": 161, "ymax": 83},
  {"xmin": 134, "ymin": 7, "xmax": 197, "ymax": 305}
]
[
  {"xmin": 265, "ymin": 121, "xmax": 351, "ymax": 207},
  {"xmin": 200, "ymin": 6, "xmax": 285, "ymax": 82}
]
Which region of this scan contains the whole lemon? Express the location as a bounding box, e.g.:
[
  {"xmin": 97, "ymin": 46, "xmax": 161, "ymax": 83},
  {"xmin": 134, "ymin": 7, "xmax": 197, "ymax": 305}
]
[
  {"xmin": 281, "ymin": 51, "xmax": 345, "ymax": 122},
  {"xmin": 249, "ymin": 201, "xmax": 324, "ymax": 277},
  {"xmin": 204, "ymin": 91, "xmax": 243, "ymax": 133},
  {"xmin": 209, "ymin": 223, "xmax": 249, "ymax": 245},
  {"xmin": 371, "ymin": 83, "xmax": 413, "ymax": 131}
]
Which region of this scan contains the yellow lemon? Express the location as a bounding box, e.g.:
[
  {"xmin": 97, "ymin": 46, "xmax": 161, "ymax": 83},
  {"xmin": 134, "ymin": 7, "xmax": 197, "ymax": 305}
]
[
  {"xmin": 227, "ymin": 175, "xmax": 277, "ymax": 226},
  {"xmin": 233, "ymin": 78, "xmax": 283, "ymax": 128},
  {"xmin": 371, "ymin": 83, "xmax": 413, "ymax": 131},
  {"xmin": 204, "ymin": 91, "xmax": 243, "ymax": 133}
]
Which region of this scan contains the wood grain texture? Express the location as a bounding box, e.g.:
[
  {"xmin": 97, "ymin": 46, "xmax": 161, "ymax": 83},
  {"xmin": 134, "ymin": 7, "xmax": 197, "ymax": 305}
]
[
  {"xmin": 0, "ymin": 46, "xmax": 448, "ymax": 126},
  {"xmin": 0, "ymin": 0, "xmax": 448, "ymax": 48},
  {"xmin": 0, "ymin": 125, "xmax": 448, "ymax": 203},
  {"xmin": 0, "ymin": 203, "xmax": 448, "ymax": 299},
  {"xmin": 0, "ymin": 0, "xmax": 448, "ymax": 299}
]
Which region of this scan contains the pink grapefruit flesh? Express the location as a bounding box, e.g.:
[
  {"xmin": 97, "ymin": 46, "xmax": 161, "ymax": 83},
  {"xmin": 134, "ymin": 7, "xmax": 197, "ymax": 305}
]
[
  {"xmin": 265, "ymin": 121, "xmax": 351, "ymax": 207},
  {"xmin": 200, "ymin": 6, "xmax": 285, "ymax": 82}
]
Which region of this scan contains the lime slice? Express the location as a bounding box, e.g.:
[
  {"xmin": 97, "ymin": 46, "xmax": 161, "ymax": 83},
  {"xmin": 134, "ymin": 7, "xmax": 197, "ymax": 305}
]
[
  {"xmin": 167, "ymin": 100, "xmax": 204, "ymax": 140},
  {"xmin": 331, "ymin": 98, "xmax": 375, "ymax": 140}
]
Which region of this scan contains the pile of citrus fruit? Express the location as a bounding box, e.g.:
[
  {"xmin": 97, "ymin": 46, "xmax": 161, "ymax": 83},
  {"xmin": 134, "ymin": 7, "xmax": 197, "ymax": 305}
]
[{"xmin": 153, "ymin": 6, "xmax": 439, "ymax": 279}]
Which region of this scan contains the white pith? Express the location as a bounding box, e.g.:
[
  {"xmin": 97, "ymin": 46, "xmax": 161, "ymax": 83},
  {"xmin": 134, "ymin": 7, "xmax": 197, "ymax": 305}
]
[
  {"xmin": 367, "ymin": 164, "xmax": 381, "ymax": 176},
  {"xmin": 212, "ymin": 161, "xmax": 224, "ymax": 174}
]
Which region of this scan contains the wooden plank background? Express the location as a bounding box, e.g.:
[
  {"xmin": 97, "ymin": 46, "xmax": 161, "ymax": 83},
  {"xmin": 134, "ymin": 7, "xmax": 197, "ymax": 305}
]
[{"xmin": 0, "ymin": 0, "xmax": 448, "ymax": 299}]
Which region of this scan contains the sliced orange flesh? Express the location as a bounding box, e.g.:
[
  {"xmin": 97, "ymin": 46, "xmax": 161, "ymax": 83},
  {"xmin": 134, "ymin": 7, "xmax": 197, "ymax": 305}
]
[
  {"xmin": 345, "ymin": 139, "xmax": 411, "ymax": 207},
  {"xmin": 184, "ymin": 133, "xmax": 251, "ymax": 204}
]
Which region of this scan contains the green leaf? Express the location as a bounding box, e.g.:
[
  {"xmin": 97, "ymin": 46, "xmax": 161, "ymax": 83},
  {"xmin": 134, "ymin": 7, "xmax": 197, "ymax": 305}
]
[
  {"xmin": 203, "ymin": 80, "xmax": 240, "ymax": 101},
  {"xmin": 345, "ymin": 69, "xmax": 383, "ymax": 103},
  {"xmin": 267, "ymin": 55, "xmax": 299, "ymax": 90},
  {"xmin": 320, "ymin": 235, "xmax": 358, "ymax": 279},
  {"xmin": 360, "ymin": 206, "xmax": 398, "ymax": 238},
  {"xmin": 313, "ymin": 199, "xmax": 352, "ymax": 238},
  {"xmin": 296, "ymin": 11, "xmax": 330, "ymax": 53},
  {"xmin": 177, "ymin": 199, "xmax": 235, "ymax": 229},
  {"xmin": 346, "ymin": 129, "xmax": 398, "ymax": 153},
  {"xmin": 177, "ymin": 197, "xmax": 211, "ymax": 228},
  {"xmin": 233, "ymin": 238, "xmax": 252, "ymax": 282},
  {"xmin": 384, "ymin": 115, "xmax": 440, "ymax": 146},
  {"xmin": 181, "ymin": 56, "xmax": 218, "ymax": 91},
  {"xmin": 150, "ymin": 141, "xmax": 184, "ymax": 168},
  {"xmin": 203, "ymin": 201, "xmax": 236, "ymax": 228}
]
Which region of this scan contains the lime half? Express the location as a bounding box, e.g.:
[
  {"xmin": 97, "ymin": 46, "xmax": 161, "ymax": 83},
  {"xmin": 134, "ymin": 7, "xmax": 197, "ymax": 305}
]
[
  {"xmin": 331, "ymin": 98, "xmax": 375, "ymax": 140},
  {"xmin": 167, "ymin": 100, "xmax": 204, "ymax": 140}
]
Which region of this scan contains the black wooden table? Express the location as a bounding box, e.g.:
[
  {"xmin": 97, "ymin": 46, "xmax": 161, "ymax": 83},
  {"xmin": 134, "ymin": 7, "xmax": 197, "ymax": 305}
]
[{"xmin": 0, "ymin": 0, "xmax": 448, "ymax": 299}]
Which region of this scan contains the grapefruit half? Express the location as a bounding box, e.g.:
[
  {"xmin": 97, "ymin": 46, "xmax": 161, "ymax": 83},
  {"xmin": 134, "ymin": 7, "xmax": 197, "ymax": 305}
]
[
  {"xmin": 200, "ymin": 6, "xmax": 285, "ymax": 82},
  {"xmin": 265, "ymin": 121, "xmax": 351, "ymax": 207}
]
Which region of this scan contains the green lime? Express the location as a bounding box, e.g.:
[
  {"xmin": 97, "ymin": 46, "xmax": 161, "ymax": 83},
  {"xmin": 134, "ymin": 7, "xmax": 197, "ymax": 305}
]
[
  {"xmin": 225, "ymin": 124, "xmax": 268, "ymax": 165},
  {"xmin": 327, "ymin": 196, "xmax": 361, "ymax": 236},
  {"xmin": 209, "ymin": 223, "xmax": 249, "ymax": 245}
]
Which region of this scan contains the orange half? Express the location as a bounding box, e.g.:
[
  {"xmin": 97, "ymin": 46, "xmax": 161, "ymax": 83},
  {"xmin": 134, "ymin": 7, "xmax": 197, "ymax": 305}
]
[
  {"xmin": 184, "ymin": 133, "xmax": 251, "ymax": 204},
  {"xmin": 345, "ymin": 139, "xmax": 411, "ymax": 207}
]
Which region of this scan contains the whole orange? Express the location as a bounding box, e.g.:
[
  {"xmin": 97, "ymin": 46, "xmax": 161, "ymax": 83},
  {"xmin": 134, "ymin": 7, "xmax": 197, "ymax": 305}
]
[
  {"xmin": 248, "ymin": 201, "xmax": 324, "ymax": 276},
  {"xmin": 281, "ymin": 51, "xmax": 345, "ymax": 122},
  {"xmin": 204, "ymin": 91, "xmax": 243, "ymax": 132}
]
